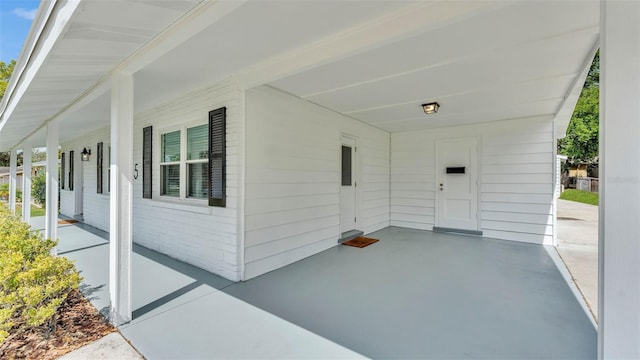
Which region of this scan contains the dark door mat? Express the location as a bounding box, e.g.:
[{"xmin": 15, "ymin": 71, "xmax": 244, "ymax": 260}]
[{"xmin": 342, "ymin": 236, "xmax": 379, "ymax": 248}]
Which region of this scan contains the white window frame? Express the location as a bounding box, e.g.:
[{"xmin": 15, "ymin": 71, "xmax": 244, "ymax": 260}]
[{"xmin": 158, "ymin": 121, "xmax": 208, "ymax": 204}]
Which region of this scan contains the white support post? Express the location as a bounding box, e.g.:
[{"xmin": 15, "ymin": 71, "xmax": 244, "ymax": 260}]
[
  {"xmin": 599, "ymin": 1, "xmax": 640, "ymax": 358},
  {"xmin": 22, "ymin": 141, "xmax": 32, "ymax": 223},
  {"xmin": 45, "ymin": 122, "xmax": 59, "ymax": 249},
  {"xmin": 8, "ymin": 150, "xmax": 17, "ymax": 214},
  {"xmin": 109, "ymin": 71, "xmax": 133, "ymax": 325}
]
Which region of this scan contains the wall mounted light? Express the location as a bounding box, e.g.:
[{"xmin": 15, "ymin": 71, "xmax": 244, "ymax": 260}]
[
  {"xmin": 422, "ymin": 102, "xmax": 440, "ymax": 114},
  {"xmin": 81, "ymin": 147, "xmax": 91, "ymax": 161}
]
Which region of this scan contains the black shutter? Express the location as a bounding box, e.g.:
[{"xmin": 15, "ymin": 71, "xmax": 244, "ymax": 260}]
[
  {"xmin": 208, "ymin": 107, "xmax": 226, "ymax": 207},
  {"xmin": 97, "ymin": 142, "xmax": 103, "ymax": 194},
  {"xmin": 61, "ymin": 153, "xmax": 65, "ymax": 189},
  {"xmin": 69, "ymin": 150, "xmax": 74, "ymax": 191},
  {"xmin": 143, "ymin": 126, "xmax": 153, "ymax": 199}
]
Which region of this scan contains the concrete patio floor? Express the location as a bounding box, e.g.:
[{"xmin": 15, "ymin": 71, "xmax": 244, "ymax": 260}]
[
  {"xmin": 556, "ymin": 199, "xmax": 599, "ymax": 321},
  {"xmin": 33, "ymin": 218, "xmax": 596, "ymax": 359}
]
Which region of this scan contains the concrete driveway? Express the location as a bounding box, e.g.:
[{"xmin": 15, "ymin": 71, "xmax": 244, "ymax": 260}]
[{"xmin": 556, "ymin": 199, "xmax": 598, "ymax": 321}]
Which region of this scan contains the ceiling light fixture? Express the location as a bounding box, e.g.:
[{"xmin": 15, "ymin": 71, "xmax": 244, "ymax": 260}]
[{"xmin": 422, "ymin": 102, "xmax": 440, "ymax": 114}]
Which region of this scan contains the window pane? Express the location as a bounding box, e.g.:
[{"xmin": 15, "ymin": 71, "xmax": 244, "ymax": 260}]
[
  {"xmin": 341, "ymin": 146, "xmax": 352, "ymax": 186},
  {"xmin": 187, "ymin": 124, "xmax": 208, "ymax": 160},
  {"xmin": 161, "ymin": 164, "xmax": 180, "ymax": 196},
  {"xmin": 188, "ymin": 163, "xmax": 209, "ymax": 198},
  {"xmin": 161, "ymin": 131, "xmax": 180, "ymax": 162}
]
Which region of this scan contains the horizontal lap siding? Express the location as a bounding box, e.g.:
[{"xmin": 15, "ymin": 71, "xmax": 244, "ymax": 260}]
[
  {"xmin": 64, "ymin": 81, "xmax": 243, "ymax": 281},
  {"xmin": 244, "ymin": 86, "xmax": 389, "ymax": 279},
  {"xmin": 60, "ymin": 130, "xmax": 110, "ymax": 229},
  {"xmin": 391, "ymin": 117, "xmax": 554, "ymax": 245},
  {"xmin": 133, "ymin": 81, "xmax": 242, "ymax": 281},
  {"xmin": 480, "ymin": 119, "xmax": 554, "ymax": 244}
]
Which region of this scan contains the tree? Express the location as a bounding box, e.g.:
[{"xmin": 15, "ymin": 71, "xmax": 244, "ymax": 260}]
[
  {"xmin": 0, "ymin": 60, "xmax": 16, "ymax": 100},
  {"xmin": 0, "ymin": 60, "xmax": 18, "ymax": 167},
  {"xmin": 558, "ymin": 51, "xmax": 599, "ymax": 162},
  {"xmin": 31, "ymin": 173, "xmax": 46, "ymax": 208}
]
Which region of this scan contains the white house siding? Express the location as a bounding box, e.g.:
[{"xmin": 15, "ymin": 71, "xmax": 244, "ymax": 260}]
[
  {"xmin": 60, "ymin": 127, "xmax": 111, "ymax": 231},
  {"xmin": 59, "ymin": 80, "xmax": 243, "ymax": 281},
  {"xmin": 391, "ymin": 117, "xmax": 555, "ymax": 245},
  {"xmin": 244, "ymin": 86, "xmax": 390, "ymax": 280},
  {"xmin": 132, "ymin": 80, "xmax": 243, "ymax": 281}
]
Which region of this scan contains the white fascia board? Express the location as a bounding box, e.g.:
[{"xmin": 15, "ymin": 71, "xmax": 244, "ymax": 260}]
[
  {"xmin": 0, "ymin": 0, "xmax": 83, "ymax": 150},
  {"xmin": 553, "ymin": 40, "xmax": 599, "ymax": 139}
]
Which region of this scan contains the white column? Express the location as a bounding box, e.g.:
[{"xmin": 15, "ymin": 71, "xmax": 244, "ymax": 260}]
[
  {"xmin": 109, "ymin": 71, "xmax": 133, "ymax": 325},
  {"xmin": 599, "ymin": 1, "xmax": 640, "ymax": 358},
  {"xmin": 8, "ymin": 150, "xmax": 17, "ymax": 214},
  {"xmin": 22, "ymin": 141, "xmax": 32, "ymax": 223},
  {"xmin": 45, "ymin": 122, "xmax": 59, "ymax": 249}
]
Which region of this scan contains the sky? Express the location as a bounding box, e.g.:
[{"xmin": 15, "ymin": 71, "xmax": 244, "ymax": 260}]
[{"xmin": 0, "ymin": 0, "xmax": 40, "ymax": 64}]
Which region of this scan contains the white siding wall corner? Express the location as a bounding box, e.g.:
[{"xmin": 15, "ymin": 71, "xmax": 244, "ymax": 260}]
[
  {"xmin": 61, "ymin": 79, "xmax": 244, "ymax": 281},
  {"xmin": 60, "ymin": 127, "xmax": 111, "ymax": 231},
  {"xmin": 391, "ymin": 117, "xmax": 555, "ymax": 245},
  {"xmin": 133, "ymin": 80, "xmax": 243, "ymax": 281},
  {"xmin": 244, "ymin": 86, "xmax": 390, "ymax": 279}
]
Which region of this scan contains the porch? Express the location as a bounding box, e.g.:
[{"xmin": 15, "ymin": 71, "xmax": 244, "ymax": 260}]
[{"xmin": 47, "ymin": 219, "xmax": 595, "ymax": 359}]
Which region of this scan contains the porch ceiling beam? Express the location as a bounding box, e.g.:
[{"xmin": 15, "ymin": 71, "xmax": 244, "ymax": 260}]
[
  {"xmin": 237, "ymin": 0, "xmax": 511, "ymax": 89},
  {"xmin": 119, "ymin": 0, "xmax": 248, "ymax": 75}
]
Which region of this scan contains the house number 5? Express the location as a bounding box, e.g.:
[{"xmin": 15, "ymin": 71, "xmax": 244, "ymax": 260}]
[{"xmin": 134, "ymin": 164, "xmax": 139, "ymax": 180}]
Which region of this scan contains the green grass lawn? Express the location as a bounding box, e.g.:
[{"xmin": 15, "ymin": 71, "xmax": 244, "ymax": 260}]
[
  {"xmin": 15, "ymin": 204, "xmax": 46, "ymax": 217},
  {"xmin": 559, "ymin": 189, "xmax": 599, "ymax": 206}
]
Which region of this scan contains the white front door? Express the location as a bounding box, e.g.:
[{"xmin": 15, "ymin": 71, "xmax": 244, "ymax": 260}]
[
  {"xmin": 436, "ymin": 138, "xmax": 479, "ymax": 231},
  {"xmin": 340, "ymin": 136, "xmax": 356, "ymax": 233}
]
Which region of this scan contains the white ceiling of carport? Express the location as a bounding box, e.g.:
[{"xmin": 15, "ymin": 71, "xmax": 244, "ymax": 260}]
[
  {"xmin": 2, "ymin": 0, "xmax": 599, "ymax": 150},
  {"xmin": 269, "ymin": 1, "xmax": 599, "ymax": 132}
]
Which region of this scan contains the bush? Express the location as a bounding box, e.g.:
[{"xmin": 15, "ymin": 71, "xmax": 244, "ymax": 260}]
[
  {"xmin": 31, "ymin": 173, "xmax": 46, "ymax": 208},
  {"xmin": 0, "ymin": 183, "xmax": 7, "ymax": 200},
  {"xmin": 0, "ymin": 203, "xmax": 80, "ymax": 343}
]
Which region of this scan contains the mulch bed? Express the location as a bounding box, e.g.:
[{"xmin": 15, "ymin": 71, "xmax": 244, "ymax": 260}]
[{"xmin": 0, "ymin": 289, "xmax": 116, "ymax": 360}]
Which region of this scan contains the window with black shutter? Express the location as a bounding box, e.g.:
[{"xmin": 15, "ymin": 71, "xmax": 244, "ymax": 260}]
[
  {"xmin": 69, "ymin": 150, "xmax": 74, "ymax": 191},
  {"xmin": 61, "ymin": 153, "xmax": 66, "ymax": 189},
  {"xmin": 143, "ymin": 126, "xmax": 152, "ymax": 199},
  {"xmin": 208, "ymin": 107, "xmax": 226, "ymax": 207}
]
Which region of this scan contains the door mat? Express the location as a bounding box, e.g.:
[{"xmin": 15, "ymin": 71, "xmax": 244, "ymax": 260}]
[
  {"xmin": 58, "ymin": 219, "xmax": 79, "ymax": 225},
  {"xmin": 342, "ymin": 236, "xmax": 379, "ymax": 248}
]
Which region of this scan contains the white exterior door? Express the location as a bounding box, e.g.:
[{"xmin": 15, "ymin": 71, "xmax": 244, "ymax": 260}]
[
  {"xmin": 436, "ymin": 138, "xmax": 479, "ymax": 231},
  {"xmin": 340, "ymin": 136, "xmax": 356, "ymax": 233}
]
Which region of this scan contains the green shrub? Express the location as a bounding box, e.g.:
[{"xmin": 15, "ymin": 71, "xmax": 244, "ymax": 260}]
[
  {"xmin": 0, "ymin": 203, "xmax": 80, "ymax": 343},
  {"xmin": 31, "ymin": 173, "xmax": 46, "ymax": 208},
  {"xmin": 0, "ymin": 183, "xmax": 7, "ymax": 200}
]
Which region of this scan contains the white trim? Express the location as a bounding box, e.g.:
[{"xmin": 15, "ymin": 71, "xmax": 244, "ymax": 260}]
[
  {"xmin": 45, "ymin": 121, "xmax": 59, "ymax": 250},
  {"xmin": 9, "ymin": 150, "xmax": 17, "ymax": 214},
  {"xmin": 22, "ymin": 140, "xmax": 32, "ymax": 223},
  {"xmin": 109, "ymin": 71, "xmax": 133, "ymax": 326}
]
